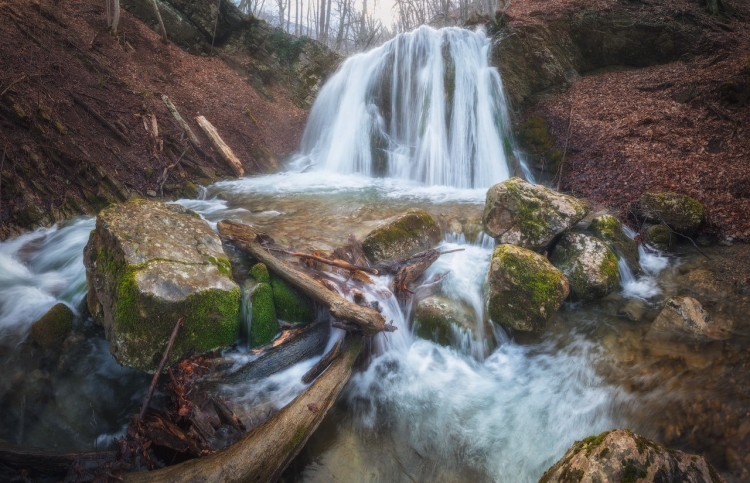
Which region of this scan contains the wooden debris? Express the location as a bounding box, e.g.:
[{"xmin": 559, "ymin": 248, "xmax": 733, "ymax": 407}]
[
  {"xmin": 195, "ymin": 116, "xmax": 244, "ymax": 177},
  {"xmin": 71, "ymin": 93, "xmax": 131, "ymax": 145},
  {"xmin": 162, "ymin": 95, "xmax": 200, "ymax": 147},
  {"xmin": 301, "ymin": 338, "xmax": 343, "ymax": 384},
  {"xmin": 217, "ymin": 220, "xmax": 388, "ymax": 335},
  {"xmin": 139, "ymin": 317, "xmax": 184, "ymax": 422}
]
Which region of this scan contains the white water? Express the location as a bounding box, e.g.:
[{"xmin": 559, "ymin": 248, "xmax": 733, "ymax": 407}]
[
  {"xmin": 619, "ymin": 226, "xmax": 669, "ymax": 299},
  {"xmin": 295, "ymin": 26, "xmax": 520, "ymax": 188}
]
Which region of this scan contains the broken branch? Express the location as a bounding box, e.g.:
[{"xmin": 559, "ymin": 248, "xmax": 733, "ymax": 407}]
[{"xmin": 139, "ymin": 317, "xmax": 184, "ymax": 422}]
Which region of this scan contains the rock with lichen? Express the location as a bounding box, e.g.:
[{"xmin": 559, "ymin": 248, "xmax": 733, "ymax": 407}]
[
  {"xmin": 539, "ymin": 429, "xmax": 726, "ymax": 483},
  {"xmin": 84, "ymin": 201, "xmax": 240, "ymax": 372},
  {"xmin": 482, "ymin": 177, "xmax": 588, "ymax": 250},
  {"xmin": 640, "ymin": 192, "xmax": 705, "ymax": 235},
  {"xmin": 487, "ymin": 244, "xmax": 570, "ymax": 332},
  {"xmin": 30, "ymin": 303, "xmax": 74, "ymax": 351},
  {"xmin": 550, "ymin": 233, "xmax": 620, "ymax": 302},
  {"xmin": 414, "ymin": 296, "xmax": 492, "ymax": 349},
  {"xmin": 644, "ymin": 224, "xmax": 672, "ymax": 250},
  {"xmin": 648, "ymin": 296, "xmax": 732, "ymax": 341},
  {"xmin": 362, "ymin": 208, "xmax": 442, "ymax": 264},
  {"xmin": 589, "ymin": 214, "xmax": 641, "ymax": 274}
]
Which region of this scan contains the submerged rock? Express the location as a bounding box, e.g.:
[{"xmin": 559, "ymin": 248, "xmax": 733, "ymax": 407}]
[
  {"xmin": 413, "ymin": 296, "xmax": 479, "ymax": 346},
  {"xmin": 84, "ymin": 201, "xmax": 240, "ymax": 372},
  {"xmin": 649, "ymin": 296, "xmax": 731, "ymax": 341},
  {"xmin": 589, "ymin": 214, "xmax": 641, "ymax": 274},
  {"xmin": 550, "ymin": 233, "xmax": 620, "ymax": 302},
  {"xmin": 362, "ymin": 208, "xmax": 442, "ymax": 264},
  {"xmin": 487, "ymin": 244, "xmax": 569, "ymax": 332},
  {"xmin": 640, "ymin": 192, "xmax": 705, "ymax": 235},
  {"xmin": 30, "ymin": 303, "xmax": 74, "ymax": 351},
  {"xmin": 482, "ymin": 177, "xmax": 588, "ymax": 250},
  {"xmin": 539, "ymin": 429, "xmax": 726, "ymax": 483}
]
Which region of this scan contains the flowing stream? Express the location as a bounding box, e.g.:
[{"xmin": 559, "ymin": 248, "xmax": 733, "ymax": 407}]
[{"xmin": 1, "ymin": 25, "xmax": 748, "ymax": 483}]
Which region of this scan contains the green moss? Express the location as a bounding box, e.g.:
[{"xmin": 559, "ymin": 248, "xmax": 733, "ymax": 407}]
[
  {"xmin": 518, "ymin": 115, "xmax": 561, "ymax": 171},
  {"xmin": 250, "ymin": 282, "xmax": 279, "ymax": 347},
  {"xmin": 208, "ymin": 255, "xmax": 232, "ymax": 277},
  {"xmin": 269, "ymin": 28, "xmax": 306, "ymax": 63},
  {"xmin": 270, "ymin": 275, "xmax": 315, "ymax": 323},
  {"xmin": 598, "ymin": 447, "xmax": 611, "ymax": 459},
  {"xmin": 579, "ymin": 430, "xmax": 611, "ymax": 456},
  {"xmin": 250, "ymin": 263, "xmax": 271, "ymax": 283},
  {"xmin": 646, "ymin": 224, "xmax": 672, "ymax": 250},
  {"xmin": 30, "ymin": 303, "xmax": 74, "ymax": 350},
  {"xmin": 621, "ymin": 459, "xmax": 647, "ymax": 483},
  {"xmin": 362, "ymin": 209, "xmax": 440, "ymax": 263}
]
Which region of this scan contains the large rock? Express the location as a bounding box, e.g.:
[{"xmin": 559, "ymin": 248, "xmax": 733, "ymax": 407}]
[
  {"xmin": 413, "ymin": 296, "xmax": 478, "ymax": 346},
  {"xmin": 589, "ymin": 214, "xmax": 640, "ymax": 274},
  {"xmin": 482, "ymin": 178, "xmax": 588, "ymax": 250},
  {"xmin": 362, "ymin": 208, "xmax": 442, "ymax": 264},
  {"xmin": 550, "ymin": 233, "xmax": 620, "ymax": 301},
  {"xmin": 270, "ymin": 274, "xmax": 315, "ymax": 324},
  {"xmin": 487, "ymin": 244, "xmax": 570, "ymax": 332},
  {"xmin": 640, "ymin": 192, "xmax": 706, "ymax": 235},
  {"xmin": 539, "ymin": 429, "xmax": 726, "ymax": 483},
  {"xmin": 30, "ymin": 303, "xmax": 74, "ymax": 351},
  {"xmin": 649, "ymin": 296, "xmax": 732, "ymax": 341},
  {"xmin": 84, "ymin": 201, "xmax": 240, "ymax": 371},
  {"xmin": 644, "ymin": 223, "xmax": 672, "ymax": 250}
]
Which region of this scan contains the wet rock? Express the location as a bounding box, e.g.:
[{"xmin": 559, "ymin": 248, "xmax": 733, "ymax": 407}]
[
  {"xmin": 644, "ymin": 223, "xmax": 672, "ymax": 250},
  {"xmin": 518, "ymin": 115, "xmax": 564, "ymax": 173},
  {"xmin": 362, "ymin": 208, "xmax": 442, "ymax": 264},
  {"xmin": 640, "ymin": 192, "xmax": 706, "ymax": 236},
  {"xmin": 539, "ymin": 429, "xmax": 726, "ymax": 483},
  {"xmin": 246, "ymin": 280, "xmax": 279, "ymax": 347},
  {"xmin": 30, "ymin": 303, "xmax": 74, "ymax": 351},
  {"xmin": 589, "ymin": 214, "xmax": 640, "ymax": 274},
  {"xmin": 550, "ymin": 233, "xmax": 620, "ymax": 302},
  {"xmin": 618, "ymin": 298, "xmax": 647, "ymax": 323},
  {"xmin": 487, "ymin": 244, "xmax": 569, "ymax": 332},
  {"xmin": 413, "ymin": 296, "xmax": 476, "ymax": 346},
  {"xmin": 84, "ymin": 201, "xmax": 240, "ymax": 372},
  {"xmin": 649, "ymin": 296, "xmax": 731, "ymax": 341},
  {"xmin": 482, "ymin": 177, "xmax": 588, "ymax": 250},
  {"xmin": 270, "ymin": 274, "xmax": 315, "ymax": 324}
]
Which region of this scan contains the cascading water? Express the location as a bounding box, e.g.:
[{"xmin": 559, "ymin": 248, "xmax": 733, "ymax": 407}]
[{"xmin": 296, "ymin": 26, "xmax": 520, "ymax": 188}]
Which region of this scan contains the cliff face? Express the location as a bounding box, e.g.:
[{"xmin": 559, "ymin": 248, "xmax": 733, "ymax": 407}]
[
  {"xmin": 491, "ymin": 0, "xmax": 750, "ymax": 241},
  {"xmin": 0, "ymin": 0, "xmax": 339, "ymax": 239}
]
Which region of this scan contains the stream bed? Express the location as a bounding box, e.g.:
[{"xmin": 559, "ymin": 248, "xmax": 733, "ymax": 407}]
[{"xmin": 1, "ymin": 172, "xmax": 748, "ymax": 482}]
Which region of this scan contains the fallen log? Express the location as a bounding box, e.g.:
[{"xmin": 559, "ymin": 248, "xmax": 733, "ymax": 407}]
[
  {"xmin": 124, "ymin": 337, "xmax": 363, "ymax": 483},
  {"xmin": 391, "ymin": 248, "xmax": 440, "ymax": 297},
  {"xmin": 270, "ymin": 247, "xmax": 379, "ymax": 275},
  {"xmin": 218, "ymin": 220, "xmax": 390, "ymax": 335},
  {"xmin": 162, "ymin": 95, "xmax": 200, "ymax": 147},
  {"xmin": 302, "ymin": 338, "xmax": 343, "ymax": 384},
  {"xmin": 195, "ymin": 116, "xmax": 244, "ymax": 177},
  {"xmin": 0, "ymin": 442, "xmax": 115, "ymax": 477},
  {"xmin": 71, "ymin": 93, "xmax": 131, "ymax": 145}
]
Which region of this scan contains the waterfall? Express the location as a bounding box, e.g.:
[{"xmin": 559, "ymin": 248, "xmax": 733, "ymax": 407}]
[{"xmin": 297, "ymin": 26, "xmax": 516, "ymax": 189}]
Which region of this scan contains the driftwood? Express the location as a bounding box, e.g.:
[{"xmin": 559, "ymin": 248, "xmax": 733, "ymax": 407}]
[
  {"xmin": 195, "ymin": 116, "xmax": 244, "ymax": 177},
  {"xmin": 123, "ymin": 337, "xmax": 363, "ymax": 483},
  {"xmin": 373, "ymin": 248, "xmax": 462, "ymax": 297},
  {"xmin": 302, "ymin": 338, "xmax": 343, "ymax": 384},
  {"xmin": 140, "ymin": 317, "xmax": 183, "ymax": 421},
  {"xmin": 162, "ymin": 95, "xmax": 200, "ymax": 146},
  {"xmin": 270, "ymin": 248, "xmax": 379, "ymax": 275},
  {"xmin": 217, "ymin": 220, "xmax": 391, "ymax": 335}
]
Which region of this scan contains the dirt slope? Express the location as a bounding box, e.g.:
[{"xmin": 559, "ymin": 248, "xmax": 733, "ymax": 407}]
[{"xmin": 0, "ymin": 0, "xmax": 310, "ymax": 239}]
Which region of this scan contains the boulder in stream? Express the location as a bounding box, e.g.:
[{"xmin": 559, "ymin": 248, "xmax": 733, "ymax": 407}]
[
  {"xmin": 414, "ymin": 295, "xmax": 488, "ymax": 347},
  {"xmin": 30, "ymin": 303, "xmax": 74, "ymax": 351},
  {"xmin": 644, "ymin": 223, "xmax": 672, "ymax": 250},
  {"xmin": 550, "ymin": 233, "xmax": 620, "ymax": 302},
  {"xmin": 362, "ymin": 208, "xmax": 442, "ymax": 264},
  {"xmin": 482, "ymin": 177, "xmax": 588, "ymax": 250},
  {"xmin": 649, "ymin": 296, "xmax": 731, "ymax": 341},
  {"xmin": 589, "ymin": 214, "xmax": 641, "ymax": 274},
  {"xmin": 640, "ymin": 192, "xmax": 705, "ymax": 236},
  {"xmin": 84, "ymin": 201, "xmax": 240, "ymax": 372},
  {"xmin": 539, "ymin": 429, "xmax": 726, "ymax": 483},
  {"xmin": 487, "ymin": 244, "xmax": 569, "ymax": 332}
]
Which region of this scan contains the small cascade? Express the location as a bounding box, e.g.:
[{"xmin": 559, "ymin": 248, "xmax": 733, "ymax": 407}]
[
  {"xmin": 297, "ymin": 26, "xmax": 519, "ymax": 188},
  {"xmin": 619, "ymin": 226, "xmax": 668, "ymax": 299}
]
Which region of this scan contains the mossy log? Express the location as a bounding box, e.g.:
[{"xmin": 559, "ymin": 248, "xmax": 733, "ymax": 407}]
[
  {"xmin": 217, "ymin": 220, "xmax": 388, "ymax": 335},
  {"xmin": 123, "ymin": 337, "xmax": 362, "ymax": 483}
]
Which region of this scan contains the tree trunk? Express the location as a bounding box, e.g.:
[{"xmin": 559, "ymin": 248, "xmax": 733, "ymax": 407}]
[
  {"xmin": 194, "ymin": 116, "xmax": 245, "ymax": 177},
  {"xmin": 217, "ymin": 220, "xmax": 389, "ymax": 335},
  {"xmin": 150, "ymin": 0, "xmax": 168, "ymax": 42},
  {"xmin": 111, "ymin": 0, "xmax": 121, "ymax": 35},
  {"xmin": 123, "ymin": 337, "xmax": 363, "ymax": 483}
]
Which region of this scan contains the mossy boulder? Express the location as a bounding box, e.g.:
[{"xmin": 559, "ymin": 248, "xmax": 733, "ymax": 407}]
[
  {"xmin": 640, "ymin": 192, "xmax": 705, "ymax": 235},
  {"xmin": 362, "ymin": 208, "xmax": 442, "ymax": 264},
  {"xmin": 83, "ymin": 201, "xmax": 240, "ymax": 372},
  {"xmin": 550, "ymin": 233, "xmax": 620, "ymax": 302},
  {"xmin": 249, "ymin": 281, "xmax": 279, "ymax": 346},
  {"xmin": 482, "ymin": 177, "xmax": 588, "ymax": 250},
  {"xmin": 644, "ymin": 223, "xmax": 672, "ymax": 250},
  {"xmin": 539, "ymin": 429, "xmax": 726, "ymax": 483},
  {"xmin": 250, "ymin": 263, "xmax": 271, "ymax": 283},
  {"xmin": 589, "ymin": 214, "xmax": 641, "ymax": 274},
  {"xmin": 270, "ymin": 274, "xmax": 315, "ymax": 324},
  {"xmin": 648, "ymin": 296, "xmax": 731, "ymax": 341},
  {"xmin": 487, "ymin": 244, "xmax": 570, "ymax": 332},
  {"xmin": 30, "ymin": 303, "xmax": 74, "ymax": 351},
  {"xmin": 414, "ymin": 296, "xmax": 489, "ymax": 348},
  {"xmin": 518, "ymin": 116, "xmax": 564, "ymax": 172}
]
